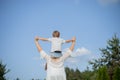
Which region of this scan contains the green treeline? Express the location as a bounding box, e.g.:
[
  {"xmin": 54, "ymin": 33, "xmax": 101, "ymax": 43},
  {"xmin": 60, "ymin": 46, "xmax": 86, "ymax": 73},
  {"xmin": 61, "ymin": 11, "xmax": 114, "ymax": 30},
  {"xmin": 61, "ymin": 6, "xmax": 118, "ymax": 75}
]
[{"xmin": 65, "ymin": 65, "xmax": 120, "ymax": 80}]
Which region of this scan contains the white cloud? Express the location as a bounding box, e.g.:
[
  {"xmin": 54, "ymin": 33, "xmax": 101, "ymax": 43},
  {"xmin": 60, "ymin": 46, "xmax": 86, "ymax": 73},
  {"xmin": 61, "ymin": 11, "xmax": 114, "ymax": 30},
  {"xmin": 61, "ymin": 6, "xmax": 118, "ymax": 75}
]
[
  {"xmin": 76, "ymin": 47, "xmax": 91, "ymax": 54},
  {"xmin": 70, "ymin": 47, "xmax": 91, "ymax": 57},
  {"xmin": 66, "ymin": 57, "xmax": 78, "ymax": 63}
]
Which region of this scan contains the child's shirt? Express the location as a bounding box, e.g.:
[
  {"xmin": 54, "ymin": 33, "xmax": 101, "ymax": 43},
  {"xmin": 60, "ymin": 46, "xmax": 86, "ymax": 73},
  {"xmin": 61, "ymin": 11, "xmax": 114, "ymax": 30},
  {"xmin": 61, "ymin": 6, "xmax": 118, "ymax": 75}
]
[
  {"xmin": 48, "ymin": 37, "xmax": 66, "ymax": 52},
  {"xmin": 40, "ymin": 49, "xmax": 72, "ymax": 80}
]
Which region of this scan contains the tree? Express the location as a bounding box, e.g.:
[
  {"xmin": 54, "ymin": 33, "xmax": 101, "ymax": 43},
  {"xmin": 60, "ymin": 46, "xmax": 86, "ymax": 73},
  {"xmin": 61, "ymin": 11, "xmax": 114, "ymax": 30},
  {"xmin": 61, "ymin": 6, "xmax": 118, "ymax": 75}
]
[
  {"xmin": 89, "ymin": 35, "xmax": 120, "ymax": 80},
  {"xmin": 113, "ymin": 67, "xmax": 120, "ymax": 80},
  {"xmin": 15, "ymin": 77, "xmax": 20, "ymax": 80},
  {"xmin": 81, "ymin": 66, "xmax": 95, "ymax": 80},
  {"xmin": 96, "ymin": 66, "xmax": 109, "ymax": 80},
  {"xmin": 0, "ymin": 61, "xmax": 10, "ymax": 80},
  {"xmin": 65, "ymin": 67, "xmax": 83, "ymax": 80},
  {"xmin": 65, "ymin": 67, "xmax": 99, "ymax": 80}
]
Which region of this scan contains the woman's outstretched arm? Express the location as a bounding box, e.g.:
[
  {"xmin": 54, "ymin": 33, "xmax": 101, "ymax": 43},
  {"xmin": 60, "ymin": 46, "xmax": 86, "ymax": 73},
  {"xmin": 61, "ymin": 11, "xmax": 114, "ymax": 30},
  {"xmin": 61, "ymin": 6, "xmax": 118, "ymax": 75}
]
[
  {"xmin": 69, "ymin": 37, "xmax": 76, "ymax": 51},
  {"xmin": 61, "ymin": 37, "xmax": 76, "ymax": 60},
  {"xmin": 35, "ymin": 37, "xmax": 49, "ymax": 60},
  {"xmin": 35, "ymin": 37, "xmax": 43, "ymax": 52}
]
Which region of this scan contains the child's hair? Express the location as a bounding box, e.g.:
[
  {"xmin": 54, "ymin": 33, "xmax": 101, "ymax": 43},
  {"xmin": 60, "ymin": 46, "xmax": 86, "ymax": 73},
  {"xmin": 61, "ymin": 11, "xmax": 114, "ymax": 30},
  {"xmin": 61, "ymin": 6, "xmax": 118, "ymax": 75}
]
[{"xmin": 52, "ymin": 30, "xmax": 60, "ymax": 37}]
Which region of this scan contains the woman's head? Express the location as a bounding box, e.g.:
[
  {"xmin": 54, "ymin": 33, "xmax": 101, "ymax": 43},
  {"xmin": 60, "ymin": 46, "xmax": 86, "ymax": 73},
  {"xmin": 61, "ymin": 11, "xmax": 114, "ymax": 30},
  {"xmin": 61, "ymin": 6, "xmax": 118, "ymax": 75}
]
[{"xmin": 52, "ymin": 30, "xmax": 60, "ymax": 37}]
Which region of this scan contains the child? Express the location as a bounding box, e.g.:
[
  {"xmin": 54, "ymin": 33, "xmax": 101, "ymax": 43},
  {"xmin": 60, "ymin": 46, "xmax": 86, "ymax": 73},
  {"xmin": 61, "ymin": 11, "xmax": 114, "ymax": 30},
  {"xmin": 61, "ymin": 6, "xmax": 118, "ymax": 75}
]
[
  {"xmin": 38, "ymin": 30, "xmax": 73, "ymax": 52},
  {"xmin": 37, "ymin": 30, "xmax": 73, "ymax": 70},
  {"xmin": 35, "ymin": 36, "xmax": 76, "ymax": 80}
]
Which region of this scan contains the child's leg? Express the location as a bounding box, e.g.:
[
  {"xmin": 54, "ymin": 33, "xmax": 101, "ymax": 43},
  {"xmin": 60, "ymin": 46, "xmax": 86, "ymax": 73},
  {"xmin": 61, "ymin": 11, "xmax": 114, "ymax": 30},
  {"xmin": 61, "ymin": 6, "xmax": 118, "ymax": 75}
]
[{"xmin": 45, "ymin": 63, "xmax": 47, "ymax": 70}]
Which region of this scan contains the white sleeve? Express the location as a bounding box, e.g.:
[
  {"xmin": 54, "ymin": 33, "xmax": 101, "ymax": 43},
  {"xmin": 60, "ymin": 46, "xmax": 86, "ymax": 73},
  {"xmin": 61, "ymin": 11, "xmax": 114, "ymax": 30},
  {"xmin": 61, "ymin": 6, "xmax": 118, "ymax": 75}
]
[
  {"xmin": 40, "ymin": 50, "xmax": 49, "ymax": 60},
  {"xmin": 61, "ymin": 49, "xmax": 72, "ymax": 60},
  {"xmin": 48, "ymin": 38, "xmax": 52, "ymax": 42}
]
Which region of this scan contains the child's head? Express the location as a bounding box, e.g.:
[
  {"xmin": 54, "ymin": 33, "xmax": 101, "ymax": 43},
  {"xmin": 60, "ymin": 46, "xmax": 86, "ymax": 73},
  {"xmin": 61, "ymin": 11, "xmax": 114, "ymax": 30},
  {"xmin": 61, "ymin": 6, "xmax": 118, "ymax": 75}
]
[{"xmin": 52, "ymin": 30, "xmax": 60, "ymax": 37}]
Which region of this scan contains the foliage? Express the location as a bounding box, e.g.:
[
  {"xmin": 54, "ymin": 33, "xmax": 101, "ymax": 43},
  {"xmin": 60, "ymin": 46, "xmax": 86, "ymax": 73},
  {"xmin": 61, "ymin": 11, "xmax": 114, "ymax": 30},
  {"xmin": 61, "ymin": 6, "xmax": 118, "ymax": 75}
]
[
  {"xmin": 96, "ymin": 66, "xmax": 109, "ymax": 80},
  {"xmin": 82, "ymin": 67, "xmax": 95, "ymax": 80},
  {"xmin": 16, "ymin": 77, "xmax": 20, "ymax": 80},
  {"xmin": 89, "ymin": 34, "xmax": 120, "ymax": 80},
  {"xmin": 65, "ymin": 67, "xmax": 83, "ymax": 80},
  {"xmin": 113, "ymin": 67, "xmax": 120, "ymax": 80},
  {"xmin": 0, "ymin": 61, "xmax": 10, "ymax": 80},
  {"xmin": 65, "ymin": 67, "xmax": 96, "ymax": 80}
]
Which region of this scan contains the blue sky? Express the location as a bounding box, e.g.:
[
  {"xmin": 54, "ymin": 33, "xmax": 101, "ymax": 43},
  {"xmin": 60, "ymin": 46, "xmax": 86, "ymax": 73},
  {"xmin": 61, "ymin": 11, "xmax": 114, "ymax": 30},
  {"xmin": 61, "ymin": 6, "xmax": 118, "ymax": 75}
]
[{"xmin": 0, "ymin": 0, "xmax": 120, "ymax": 80}]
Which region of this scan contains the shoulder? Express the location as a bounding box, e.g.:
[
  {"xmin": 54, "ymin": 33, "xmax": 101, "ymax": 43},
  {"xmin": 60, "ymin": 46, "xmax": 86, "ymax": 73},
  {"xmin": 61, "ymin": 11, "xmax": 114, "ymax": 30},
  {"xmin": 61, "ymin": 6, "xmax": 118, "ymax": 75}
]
[
  {"xmin": 40, "ymin": 50, "xmax": 50, "ymax": 59},
  {"xmin": 60, "ymin": 49, "xmax": 72, "ymax": 60}
]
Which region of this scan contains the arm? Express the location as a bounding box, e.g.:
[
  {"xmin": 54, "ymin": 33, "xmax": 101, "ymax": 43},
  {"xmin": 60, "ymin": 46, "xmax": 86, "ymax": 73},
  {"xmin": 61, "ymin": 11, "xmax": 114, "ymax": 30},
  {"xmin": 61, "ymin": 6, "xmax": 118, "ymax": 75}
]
[
  {"xmin": 38, "ymin": 37, "xmax": 48, "ymax": 41},
  {"xmin": 61, "ymin": 37, "xmax": 76, "ymax": 60},
  {"xmin": 65, "ymin": 39, "xmax": 73, "ymax": 43},
  {"xmin": 35, "ymin": 37, "xmax": 49, "ymax": 60},
  {"xmin": 35, "ymin": 37, "xmax": 43, "ymax": 52},
  {"xmin": 69, "ymin": 37, "xmax": 76, "ymax": 51},
  {"xmin": 65, "ymin": 36, "xmax": 76, "ymax": 43}
]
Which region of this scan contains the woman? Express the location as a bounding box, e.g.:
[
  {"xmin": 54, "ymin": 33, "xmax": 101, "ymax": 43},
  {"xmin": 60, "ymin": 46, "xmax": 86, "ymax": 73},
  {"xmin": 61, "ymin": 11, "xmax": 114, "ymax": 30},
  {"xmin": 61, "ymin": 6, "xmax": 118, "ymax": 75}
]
[{"xmin": 35, "ymin": 36, "xmax": 76, "ymax": 80}]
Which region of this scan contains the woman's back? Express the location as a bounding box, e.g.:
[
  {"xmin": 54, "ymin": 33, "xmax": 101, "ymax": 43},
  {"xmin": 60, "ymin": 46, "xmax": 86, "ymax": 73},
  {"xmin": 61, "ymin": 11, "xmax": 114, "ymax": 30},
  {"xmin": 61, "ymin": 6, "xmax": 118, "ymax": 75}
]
[{"xmin": 46, "ymin": 57, "xmax": 66, "ymax": 80}]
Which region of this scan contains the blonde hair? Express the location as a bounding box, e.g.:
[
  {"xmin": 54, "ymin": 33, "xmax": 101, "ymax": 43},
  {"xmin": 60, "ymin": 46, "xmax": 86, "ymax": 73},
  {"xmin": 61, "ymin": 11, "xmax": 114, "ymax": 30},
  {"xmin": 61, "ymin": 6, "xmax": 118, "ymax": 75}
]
[{"xmin": 52, "ymin": 30, "xmax": 60, "ymax": 37}]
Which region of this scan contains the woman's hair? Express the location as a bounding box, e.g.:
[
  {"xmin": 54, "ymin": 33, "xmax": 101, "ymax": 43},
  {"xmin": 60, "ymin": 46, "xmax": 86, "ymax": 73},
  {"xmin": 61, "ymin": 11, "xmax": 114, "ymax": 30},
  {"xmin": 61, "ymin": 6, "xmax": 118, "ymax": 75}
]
[{"xmin": 52, "ymin": 30, "xmax": 60, "ymax": 37}]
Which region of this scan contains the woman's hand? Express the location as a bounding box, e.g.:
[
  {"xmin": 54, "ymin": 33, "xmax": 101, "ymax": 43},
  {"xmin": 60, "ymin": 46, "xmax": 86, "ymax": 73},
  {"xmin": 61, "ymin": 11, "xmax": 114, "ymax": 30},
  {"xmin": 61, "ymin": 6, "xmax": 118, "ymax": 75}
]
[
  {"xmin": 35, "ymin": 36, "xmax": 39, "ymax": 41},
  {"xmin": 72, "ymin": 37, "xmax": 76, "ymax": 43},
  {"xmin": 35, "ymin": 36, "xmax": 43, "ymax": 52}
]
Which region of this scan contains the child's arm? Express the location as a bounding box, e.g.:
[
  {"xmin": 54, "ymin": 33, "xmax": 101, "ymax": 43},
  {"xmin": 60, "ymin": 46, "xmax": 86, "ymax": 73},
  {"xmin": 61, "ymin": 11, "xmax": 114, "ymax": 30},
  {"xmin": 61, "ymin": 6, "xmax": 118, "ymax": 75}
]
[
  {"xmin": 38, "ymin": 37, "xmax": 49, "ymax": 41},
  {"xmin": 65, "ymin": 39, "xmax": 73, "ymax": 43}
]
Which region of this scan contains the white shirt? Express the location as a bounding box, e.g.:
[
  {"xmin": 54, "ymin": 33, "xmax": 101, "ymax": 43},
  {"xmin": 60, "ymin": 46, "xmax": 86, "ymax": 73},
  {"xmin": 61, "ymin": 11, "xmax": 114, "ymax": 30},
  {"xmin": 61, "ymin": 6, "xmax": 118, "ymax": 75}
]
[
  {"xmin": 48, "ymin": 37, "xmax": 66, "ymax": 52},
  {"xmin": 40, "ymin": 49, "xmax": 72, "ymax": 80}
]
